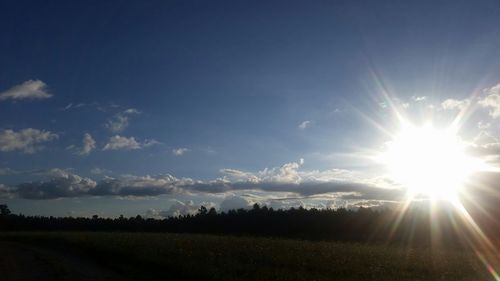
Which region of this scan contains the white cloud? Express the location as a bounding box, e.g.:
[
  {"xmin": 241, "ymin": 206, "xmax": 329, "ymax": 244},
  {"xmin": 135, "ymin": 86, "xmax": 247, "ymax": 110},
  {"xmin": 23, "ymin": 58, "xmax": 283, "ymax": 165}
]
[
  {"xmin": 123, "ymin": 108, "xmax": 140, "ymax": 114},
  {"xmin": 0, "ymin": 184, "xmax": 15, "ymax": 198},
  {"xmin": 411, "ymin": 96, "xmax": 427, "ymax": 102},
  {"xmin": 145, "ymin": 208, "xmax": 161, "ymax": 218},
  {"xmin": 143, "ymin": 139, "xmax": 162, "ymax": 148},
  {"xmin": 262, "ymin": 197, "xmax": 341, "ymax": 210},
  {"xmin": 479, "ymin": 84, "xmax": 500, "ymax": 118},
  {"xmin": 473, "ymin": 131, "xmax": 498, "ymax": 145},
  {"xmin": 6, "ymin": 160, "xmax": 404, "ymax": 200},
  {"xmin": 81, "ymin": 133, "xmax": 96, "ymax": 155},
  {"xmin": 105, "ymin": 114, "xmax": 129, "ymax": 133},
  {"xmin": 172, "ymin": 147, "xmax": 189, "ymax": 156},
  {"xmin": 465, "ymin": 131, "xmax": 500, "ymax": 164},
  {"xmin": 71, "ymin": 133, "xmax": 96, "ymax": 156},
  {"xmin": 103, "ymin": 135, "xmax": 142, "ymax": 150},
  {"xmin": 197, "ymin": 159, "xmax": 401, "ymax": 198},
  {"xmin": 162, "ymin": 200, "xmax": 214, "ymax": 217},
  {"xmin": 298, "ymin": 120, "xmax": 311, "ymax": 129},
  {"xmin": 105, "ymin": 108, "xmax": 140, "ymax": 133},
  {"xmin": 146, "ymin": 200, "xmax": 218, "ymax": 218},
  {"xmin": 219, "ymin": 169, "xmax": 260, "ymax": 182},
  {"xmin": 0, "ymin": 128, "xmax": 58, "ymax": 153},
  {"xmin": 221, "ymin": 158, "xmax": 306, "ymax": 184},
  {"xmin": 91, "ymin": 174, "xmax": 184, "ymax": 196},
  {"xmin": 16, "ymin": 168, "xmax": 97, "ymax": 199},
  {"xmin": 103, "ymin": 135, "xmax": 159, "ymax": 151},
  {"xmin": 0, "ymin": 80, "xmax": 52, "ymax": 102},
  {"xmin": 477, "ymin": 121, "xmax": 491, "ymax": 129},
  {"xmin": 61, "ymin": 102, "xmax": 86, "ymax": 111},
  {"xmin": 220, "ymin": 196, "xmax": 252, "ymax": 211},
  {"xmin": 441, "ymin": 98, "xmax": 470, "ymax": 111},
  {"xmin": 267, "ymin": 199, "xmax": 306, "ymax": 210}
]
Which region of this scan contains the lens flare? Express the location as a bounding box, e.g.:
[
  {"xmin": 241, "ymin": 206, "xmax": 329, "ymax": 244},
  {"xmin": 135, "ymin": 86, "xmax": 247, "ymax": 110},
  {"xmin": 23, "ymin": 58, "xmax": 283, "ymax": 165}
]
[
  {"xmin": 379, "ymin": 122, "xmax": 484, "ymax": 201},
  {"xmin": 364, "ymin": 67, "xmax": 500, "ymax": 280}
]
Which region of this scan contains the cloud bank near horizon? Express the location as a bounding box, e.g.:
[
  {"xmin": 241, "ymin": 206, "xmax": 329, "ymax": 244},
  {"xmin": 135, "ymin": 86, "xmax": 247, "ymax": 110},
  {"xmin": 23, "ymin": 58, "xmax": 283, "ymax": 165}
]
[{"xmin": 0, "ymin": 160, "xmax": 405, "ymax": 204}]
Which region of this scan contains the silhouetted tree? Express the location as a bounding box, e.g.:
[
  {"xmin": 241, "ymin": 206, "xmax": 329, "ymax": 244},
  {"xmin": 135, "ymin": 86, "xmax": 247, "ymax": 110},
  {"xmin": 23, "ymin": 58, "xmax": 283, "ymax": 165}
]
[
  {"xmin": 208, "ymin": 207, "xmax": 217, "ymax": 216},
  {"xmin": 0, "ymin": 204, "xmax": 10, "ymax": 216},
  {"xmin": 0, "ymin": 202, "xmax": 491, "ymax": 248},
  {"xmin": 198, "ymin": 206, "xmax": 208, "ymax": 216}
]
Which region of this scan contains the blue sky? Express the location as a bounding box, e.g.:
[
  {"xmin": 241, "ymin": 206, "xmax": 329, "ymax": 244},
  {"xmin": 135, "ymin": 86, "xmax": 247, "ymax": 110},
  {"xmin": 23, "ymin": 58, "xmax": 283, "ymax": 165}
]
[{"xmin": 2, "ymin": 0, "xmax": 500, "ymax": 217}]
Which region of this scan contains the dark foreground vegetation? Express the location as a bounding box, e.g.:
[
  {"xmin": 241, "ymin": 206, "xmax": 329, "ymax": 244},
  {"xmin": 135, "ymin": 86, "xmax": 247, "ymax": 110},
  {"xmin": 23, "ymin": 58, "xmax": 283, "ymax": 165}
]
[
  {"xmin": 0, "ymin": 203, "xmax": 497, "ymax": 247},
  {"xmin": 1, "ymin": 203, "xmax": 500, "ymax": 280},
  {"xmin": 0, "ymin": 232, "xmax": 493, "ymax": 281}
]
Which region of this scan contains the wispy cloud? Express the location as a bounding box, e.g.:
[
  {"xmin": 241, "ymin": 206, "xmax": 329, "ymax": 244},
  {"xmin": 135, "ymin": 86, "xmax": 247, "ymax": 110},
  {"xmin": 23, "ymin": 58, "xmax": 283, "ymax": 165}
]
[
  {"xmin": 477, "ymin": 121, "xmax": 491, "ymax": 129},
  {"xmin": 0, "ymin": 80, "xmax": 52, "ymax": 102},
  {"xmin": 298, "ymin": 120, "xmax": 311, "ymax": 130},
  {"xmin": 441, "ymin": 98, "xmax": 471, "ymax": 111},
  {"xmin": 104, "ymin": 108, "xmax": 141, "ymax": 133},
  {"xmin": 60, "ymin": 102, "xmax": 126, "ymax": 112},
  {"xmin": 143, "ymin": 139, "xmax": 162, "ymax": 148},
  {"xmin": 103, "ymin": 135, "xmax": 142, "ymax": 150},
  {"xmin": 411, "ymin": 95, "xmax": 427, "ymax": 102},
  {"xmin": 172, "ymin": 147, "xmax": 189, "ymax": 156},
  {"xmin": 61, "ymin": 102, "xmax": 87, "ymax": 111},
  {"xmin": 80, "ymin": 133, "xmax": 96, "ymax": 155},
  {"xmin": 103, "ymin": 135, "xmax": 159, "ymax": 151},
  {"xmin": 0, "ymin": 128, "xmax": 58, "ymax": 153},
  {"xmin": 479, "ymin": 84, "xmax": 500, "ymax": 118},
  {"xmin": 69, "ymin": 133, "xmax": 96, "ymax": 156}
]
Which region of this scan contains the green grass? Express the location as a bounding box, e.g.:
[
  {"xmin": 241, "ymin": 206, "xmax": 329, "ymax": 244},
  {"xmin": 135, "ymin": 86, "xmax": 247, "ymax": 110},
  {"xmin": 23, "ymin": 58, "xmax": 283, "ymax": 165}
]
[{"xmin": 0, "ymin": 232, "xmax": 494, "ymax": 280}]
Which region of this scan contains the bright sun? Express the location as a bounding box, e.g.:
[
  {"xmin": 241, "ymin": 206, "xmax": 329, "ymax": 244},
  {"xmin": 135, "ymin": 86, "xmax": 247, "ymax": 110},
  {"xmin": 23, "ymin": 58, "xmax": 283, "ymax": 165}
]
[{"xmin": 380, "ymin": 123, "xmax": 481, "ymax": 201}]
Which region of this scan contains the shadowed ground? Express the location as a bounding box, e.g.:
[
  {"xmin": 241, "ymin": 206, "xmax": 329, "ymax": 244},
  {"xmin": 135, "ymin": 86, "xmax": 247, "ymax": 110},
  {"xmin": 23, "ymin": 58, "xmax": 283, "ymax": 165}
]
[
  {"xmin": 0, "ymin": 241, "xmax": 122, "ymax": 281},
  {"xmin": 0, "ymin": 232, "xmax": 494, "ymax": 281}
]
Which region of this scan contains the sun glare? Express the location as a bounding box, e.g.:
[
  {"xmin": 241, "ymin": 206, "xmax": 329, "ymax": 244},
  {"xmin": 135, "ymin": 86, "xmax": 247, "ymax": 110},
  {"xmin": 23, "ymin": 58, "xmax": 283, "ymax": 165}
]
[{"xmin": 380, "ymin": 122, "xmax": 481, "ymax": 201}]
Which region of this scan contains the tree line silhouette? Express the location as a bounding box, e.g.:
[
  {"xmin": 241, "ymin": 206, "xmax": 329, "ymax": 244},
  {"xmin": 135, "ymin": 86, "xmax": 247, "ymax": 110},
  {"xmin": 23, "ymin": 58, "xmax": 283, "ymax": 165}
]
[{"xmin": 0, "ymin": 203, "xmax": 497, "ymax": 247}]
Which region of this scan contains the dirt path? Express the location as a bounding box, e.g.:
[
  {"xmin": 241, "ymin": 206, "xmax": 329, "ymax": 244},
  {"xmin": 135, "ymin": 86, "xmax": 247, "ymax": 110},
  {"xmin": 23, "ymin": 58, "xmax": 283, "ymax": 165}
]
[{"xmin": 0, "ymin": 241, "xmax": 124, "ymax": 281}]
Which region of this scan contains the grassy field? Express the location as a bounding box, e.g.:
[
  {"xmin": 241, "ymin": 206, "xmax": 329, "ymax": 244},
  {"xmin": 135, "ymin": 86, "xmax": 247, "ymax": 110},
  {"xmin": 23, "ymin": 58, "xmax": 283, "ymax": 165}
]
[{"xmin": 0, "ymin": 232, "xmax": 494, "ymax": 281}]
